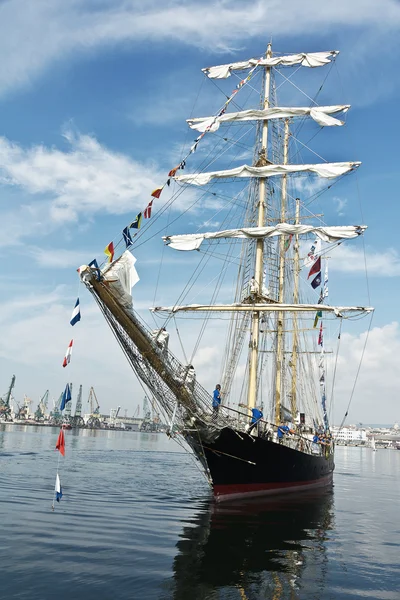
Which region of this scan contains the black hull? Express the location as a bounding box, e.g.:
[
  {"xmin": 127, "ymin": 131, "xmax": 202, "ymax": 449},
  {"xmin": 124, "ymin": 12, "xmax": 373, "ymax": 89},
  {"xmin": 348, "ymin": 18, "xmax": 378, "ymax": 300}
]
[{"xmin": 189, "ymin": 427, "xmax": 334, "ymax": 501}]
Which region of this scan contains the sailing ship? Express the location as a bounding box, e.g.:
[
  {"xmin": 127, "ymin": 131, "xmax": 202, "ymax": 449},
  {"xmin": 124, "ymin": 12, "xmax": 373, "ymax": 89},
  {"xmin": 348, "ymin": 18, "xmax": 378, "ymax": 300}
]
[{"xmin": 79, "ymin": 44, "xmax": 373, "ymax": 501}]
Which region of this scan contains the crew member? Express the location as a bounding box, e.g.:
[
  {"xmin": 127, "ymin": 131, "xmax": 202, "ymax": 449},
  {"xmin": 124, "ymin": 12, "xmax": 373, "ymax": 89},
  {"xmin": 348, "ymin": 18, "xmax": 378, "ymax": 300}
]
[
  {"xmin": 212, "ymin": 384, "xmax": 221, "ymax": 419},
  {"xmin": 248, "ymin": 406, "xmax": 263, "ymax": 435}
]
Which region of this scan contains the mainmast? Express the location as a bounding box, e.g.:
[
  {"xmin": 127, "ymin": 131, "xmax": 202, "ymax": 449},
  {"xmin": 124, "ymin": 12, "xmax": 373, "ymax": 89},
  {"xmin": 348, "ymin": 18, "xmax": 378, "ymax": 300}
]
[
  {"xmin": 247, "ymin": 42, "xmax": 272, "ymax": 411},
  {"xmin": 274, "ymin": 119, "xmax": 290, "ymax": 423},
  {"xmin": 290, "ymin": 198, "xmax": 301, "ymax": 421}
]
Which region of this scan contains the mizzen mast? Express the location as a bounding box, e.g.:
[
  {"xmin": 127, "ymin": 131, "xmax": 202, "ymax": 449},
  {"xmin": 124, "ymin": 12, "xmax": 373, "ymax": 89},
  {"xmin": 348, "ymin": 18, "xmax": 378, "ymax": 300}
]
[{"xmin": 247, "ymin": 42, "xmax": 272, "ymax": 411}]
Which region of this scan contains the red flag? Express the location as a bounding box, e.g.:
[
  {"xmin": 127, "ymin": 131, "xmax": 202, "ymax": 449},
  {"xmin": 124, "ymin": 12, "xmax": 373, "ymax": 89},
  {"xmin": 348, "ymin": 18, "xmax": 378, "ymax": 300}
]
[
  {"xmin": 104, "ymin": 242, "xmax": 114, "ymax": 263},
  {"xmin": 168, "ymin": 166, "xmax": 179, "ymax": 177},
  {"xmin": 144, "ymin": 200, "xmax": 153, "ymax": 219},
  {"xmin": 318, "ymin": 323, "xmax": 323, "ymax": 346},
  {"xmin": 151, "ymin": 188, "xmax": 162, "ymax": 199},
  {"xmin": 62, "ymin": 339, "xmax": 73, "ymax": 368},
  {"xmin": 308, "ymin": 256, "xmax": 321, "ymax": 279},
  {"xmin": 55, "ymin": 429, "xmax": 65, "ymax": 457}
]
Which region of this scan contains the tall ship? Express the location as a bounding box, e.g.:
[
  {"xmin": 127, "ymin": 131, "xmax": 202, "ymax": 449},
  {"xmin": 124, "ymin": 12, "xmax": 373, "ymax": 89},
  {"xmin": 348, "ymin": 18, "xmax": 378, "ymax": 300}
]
[{"xmin": 79, "ymin": 44, "xmax": 373, "ymax": 501}]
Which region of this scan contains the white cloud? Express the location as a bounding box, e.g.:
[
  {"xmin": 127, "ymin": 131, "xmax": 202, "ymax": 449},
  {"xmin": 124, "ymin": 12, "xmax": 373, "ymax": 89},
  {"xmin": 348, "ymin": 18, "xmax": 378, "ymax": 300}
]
[
  {"xmin": 330, "ymin": 244, "xmax": 400, "ymax": 277},
  {"xmin": 331, "ymin": 322, "xmax": 400, "ymax": 424},
  {"xmin": 0, "ymin": 1, "xmax": 400, "ymax": 99},
  {"xmin": 333, "ymin": 196, "xmax": 347, "ymax": 216},
  {"xmin": 0, "ymin": 128, "xmax": 162, "ymax": 225},
  {"xmin": 28, "ymin": 246, "xmax": 95, "ymax": 269}
]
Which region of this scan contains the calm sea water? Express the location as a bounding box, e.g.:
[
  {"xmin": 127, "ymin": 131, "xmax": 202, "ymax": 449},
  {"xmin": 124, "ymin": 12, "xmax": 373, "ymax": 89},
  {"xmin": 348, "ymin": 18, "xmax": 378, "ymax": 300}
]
[{"xmin": 0, "ymin": 425, "xmax": 399, "ymax": 600}]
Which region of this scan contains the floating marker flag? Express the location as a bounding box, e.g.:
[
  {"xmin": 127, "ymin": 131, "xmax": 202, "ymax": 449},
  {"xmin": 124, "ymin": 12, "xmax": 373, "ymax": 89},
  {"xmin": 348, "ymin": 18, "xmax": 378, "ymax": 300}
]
[
  {"xmin": 144, "ymin": 200, "xmax": 153, "ymax": 219},
  {"xmin": 55, "ymin": 473, "xmax": 63, "ymax": 502},
  {"xmin": 130, "ymin": 213, "xmax": 142, "ymax": 230},
  {"xmin": 122, "ymin": 226, "xmax": 133, "ymax": 248},
  {"xmin": 104, "ymin": 242, "xmax": 114, "ymax": 263},
  {"xmin": 308, "ymin": 256, "xmax": 321, "ymax": 279},
  {"xmin": 62, "ymin": 340, "xmax": 73, "ymax": 368},
  {"xmin": 60, "ymin": 383, "xmax": 72, "ymax": 411},
  {"xmin": 70, "ymin": 298, "xmax": 81, "ymax": 326},
  {"xmin": 311, "ymin": 272, "xmax": 322, "ymax": 289},
  {"xmin": 151, "ymin": 188, "xmax": 162, "ymax": 199},
  {"xmin": 55, "ymin": 429, "xmax": 65, "ymax": 456}
]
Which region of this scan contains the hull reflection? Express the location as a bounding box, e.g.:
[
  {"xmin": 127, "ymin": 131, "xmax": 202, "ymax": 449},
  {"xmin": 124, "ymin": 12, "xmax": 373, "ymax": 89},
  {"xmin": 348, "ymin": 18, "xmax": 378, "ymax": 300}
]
[{"xmin": 170, "ymin": 491, "xmax": 334, "ymax": 599}]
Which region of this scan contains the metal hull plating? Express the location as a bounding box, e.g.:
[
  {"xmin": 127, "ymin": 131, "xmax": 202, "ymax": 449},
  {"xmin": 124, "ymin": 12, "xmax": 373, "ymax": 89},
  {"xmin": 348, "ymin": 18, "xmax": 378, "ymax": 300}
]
[{"xmin": 190, "ymin": 427, "xmax": 334, "ymax": 502}]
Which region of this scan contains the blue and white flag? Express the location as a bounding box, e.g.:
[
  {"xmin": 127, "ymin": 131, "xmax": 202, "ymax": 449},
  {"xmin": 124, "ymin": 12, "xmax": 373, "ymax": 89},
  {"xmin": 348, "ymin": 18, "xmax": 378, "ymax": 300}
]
[
  {"xmin": 60, "ymin": 383, "xmax": 72, "ymax": 411},
  {"xmin": 70, "ymin": 298, "xmax": 81, "ymax": 326},
  {"xmin": 55, "ymin": 473, "xmax": 63, "ymax": 502}
]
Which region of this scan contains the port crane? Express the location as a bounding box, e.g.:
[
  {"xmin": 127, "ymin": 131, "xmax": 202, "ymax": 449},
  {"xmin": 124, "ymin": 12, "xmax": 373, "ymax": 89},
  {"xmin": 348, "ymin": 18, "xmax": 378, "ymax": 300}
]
[
  {"xmin": 87, "ymin": 387, "xmax": 101, "ymax": 428},
  {"xmin": 0, "ymin": 375, "xmax": 15, "ymax": 421},
  {"xmin": 34, "ymin": 390, "xmax": 49, "ymax": 422},
  {"xmin": 71, "ymin": 384, "xmax": 85, "ymax": 427}
]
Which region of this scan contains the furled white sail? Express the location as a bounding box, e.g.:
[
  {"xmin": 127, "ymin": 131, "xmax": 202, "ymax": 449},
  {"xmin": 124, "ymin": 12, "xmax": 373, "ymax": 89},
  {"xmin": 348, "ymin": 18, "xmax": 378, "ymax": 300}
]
[
  {"xmin": 187, "ymin": 105, "xmax": 350, "ymax": 132},
  {"xmin": 203, "ymin": 51, "xmax": 339, "ymax": 79},
  {"xmin": 151, "ymin": 303, "xmax": 373, "ymax": 315},
  {"xmin": 79, "ymin": 251, "xmax": 139, "ymax": 311},
  {"xmin": 163, "ymin": 224, "xmax": 367, "ymax": 252},
  {"xmin": 174, "ymin": 162, "xmax": 360, "ymax": 186}
]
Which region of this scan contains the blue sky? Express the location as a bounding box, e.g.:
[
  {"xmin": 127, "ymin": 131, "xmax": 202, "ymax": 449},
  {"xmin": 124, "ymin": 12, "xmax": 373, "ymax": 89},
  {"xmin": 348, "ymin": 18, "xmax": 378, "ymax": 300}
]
[{"xmin": 1, "ymin": 0, "xmax": 400, "ymax": 424}]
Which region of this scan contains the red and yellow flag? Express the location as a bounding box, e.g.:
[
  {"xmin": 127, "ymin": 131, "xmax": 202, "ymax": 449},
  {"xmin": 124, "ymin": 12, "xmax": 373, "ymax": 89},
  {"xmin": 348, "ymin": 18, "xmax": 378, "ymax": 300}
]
[
  {"xmin": 104, "ymin": 241, "xmax": 114, "ymax": 263},
  {"xmin": 151, "ymin": 188, "xmax": 163, "ymax": 199}
]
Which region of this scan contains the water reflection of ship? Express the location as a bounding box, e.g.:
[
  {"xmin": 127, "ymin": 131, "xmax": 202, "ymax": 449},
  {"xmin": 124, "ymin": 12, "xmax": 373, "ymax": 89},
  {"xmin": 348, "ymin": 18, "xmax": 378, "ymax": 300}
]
[{"xmin": 169, "ymin": 491, "xmax": 333, "ymax": 599}]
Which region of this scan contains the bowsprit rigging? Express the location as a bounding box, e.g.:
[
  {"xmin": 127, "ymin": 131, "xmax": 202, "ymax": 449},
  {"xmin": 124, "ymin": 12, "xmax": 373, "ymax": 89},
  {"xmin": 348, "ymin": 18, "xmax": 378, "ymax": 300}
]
[{"xmin": 79, "ymin": 42, "xmax": 373, "ymax": 501}]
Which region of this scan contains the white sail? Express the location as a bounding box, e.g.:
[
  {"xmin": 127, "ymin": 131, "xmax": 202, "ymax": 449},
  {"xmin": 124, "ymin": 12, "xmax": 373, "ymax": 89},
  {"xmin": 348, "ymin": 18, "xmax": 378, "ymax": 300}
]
[
  {"xmin": 164, "ymin": 224, "xmax": 367, "ymax": 252},
  {"xmin": 203, "ymin": 51, "xmax": 339, "ymax": 79},
  {"xmin": 187, "ymin": 105, "xmax": 350, "ymax": 132},
  {"xmin": 174, "ymin": 162, "xmax": 361, "ymax": 186},
  {"xmin": 151, "ymin": 303, "xmax": 373, "ymax": 315},
  {"xmin": 79, "ymin": 251, "xmax": 139, "ymax": 311}
]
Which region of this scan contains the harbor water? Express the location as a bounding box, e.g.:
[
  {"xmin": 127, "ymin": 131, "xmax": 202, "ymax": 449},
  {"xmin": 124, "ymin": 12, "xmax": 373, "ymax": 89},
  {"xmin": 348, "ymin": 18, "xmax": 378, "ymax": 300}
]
[{"xmin": 0, "ymin": 424, "xmax": 399, "ymax": 599}]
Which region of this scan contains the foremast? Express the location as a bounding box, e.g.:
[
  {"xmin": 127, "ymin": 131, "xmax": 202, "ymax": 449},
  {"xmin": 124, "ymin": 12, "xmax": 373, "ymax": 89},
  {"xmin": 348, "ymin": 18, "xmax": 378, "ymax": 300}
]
[{"xmin": 247, "ymin": 43, "xmax": 272, "ymax": 411}]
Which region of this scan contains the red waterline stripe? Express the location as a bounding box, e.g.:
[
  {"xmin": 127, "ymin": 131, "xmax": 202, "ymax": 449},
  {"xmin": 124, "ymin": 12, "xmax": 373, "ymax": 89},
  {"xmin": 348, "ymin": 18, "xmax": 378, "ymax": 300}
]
[{"xmin": 214, "ymin": 474, "xmax": 333, "ymax": 499}]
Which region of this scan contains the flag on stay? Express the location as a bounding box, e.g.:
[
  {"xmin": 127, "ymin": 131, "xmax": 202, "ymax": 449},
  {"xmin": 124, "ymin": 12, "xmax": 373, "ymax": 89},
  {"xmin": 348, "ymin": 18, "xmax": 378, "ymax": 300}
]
[
  {"xmin": 151, "ymin": 188, "xmax": 162, "ymax": 199},
  {"xmin": 122, "ymin": 226, "xmax": 133, "ymax": 248},
  {"xmin": 60, "ymin": 383, "xmax": 72, "ymax": 411},
  {"xmin": 323, "ymin": 263, "xmax": 329, "ymax": 298},
  {"xmin": 318, "ymin": 323, "xmax": 323, "ymax": 346},
  {"xmin": 304, "ymin": 238, "xmax": 321, "ymax": 268},
  {"xmin": 70, "ymin": 298, "xmax": 81, "ymax": 326},
  {"xmin": 284, "ymin": 235, "xmax": 293, "ymax": 252},
  {"xmin": 62, "ymin": 340, "xmax": 73, "ymax": 368},
  {"xmin": 104, "ymin": 242, "xmax": 114, "ymax": 263},
  {"xmin": 311, "ymin": 272, "xmax": 322, "ymax": 289},
  {"xmin": 88, "ymin": 258, "xmax": 99, "ymax": 270},
  {"xmin": 313, "ymin": 310, "xmax": 322, "ymax": 328},
  {"xmin": 55, "ymin": 473, "xmax": 63, "ymax": 502},
  {"xmin": 168, "ymin": 165, "xmax": 179, "ymax": 177},
  {"xmin": 55, "ymin": 429, "xmax": 65, "ymax": 456},
  {"xmin": 130, "ymin": 212, "xmax": 142, "ymax": 230},
  {"xmin": 308, "ymin": 256, "xmax": 321, "ymax": 279},
  {"xmin": 144, "ymin": 200, "xmax": 153, "ymax": 219}
]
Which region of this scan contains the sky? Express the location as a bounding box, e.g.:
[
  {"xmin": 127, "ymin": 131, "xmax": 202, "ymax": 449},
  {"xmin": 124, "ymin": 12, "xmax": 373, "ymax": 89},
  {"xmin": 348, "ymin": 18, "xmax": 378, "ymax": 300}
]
[{"xmin": 1, "ymin": 0, "xmax": 400, "ymax": 425}]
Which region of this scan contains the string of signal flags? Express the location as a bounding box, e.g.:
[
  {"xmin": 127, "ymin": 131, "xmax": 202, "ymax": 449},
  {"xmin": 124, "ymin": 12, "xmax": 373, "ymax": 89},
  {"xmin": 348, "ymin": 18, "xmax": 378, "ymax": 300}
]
[
  {"xmin": 93, "ymin": 57, "xmax": 264, "ymax": 269},
  {"xmin": 51, "ymin": 56, "xmax": 265, "ymax": 508}
]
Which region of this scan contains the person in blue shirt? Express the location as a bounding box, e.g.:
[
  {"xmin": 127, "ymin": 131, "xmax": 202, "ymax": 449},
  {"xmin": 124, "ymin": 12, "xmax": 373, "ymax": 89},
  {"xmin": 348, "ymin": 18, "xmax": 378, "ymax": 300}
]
[
  {"xmin": 248, "ymin": 407, "xmax": 263, "ymax": 434},
  {"xmin": 277, "ymin": 424, "xmax": 290, "ymax": 443},
  {"xmin": 212, "ymin": 384, "xmax": 221, "ymax": 419}
]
